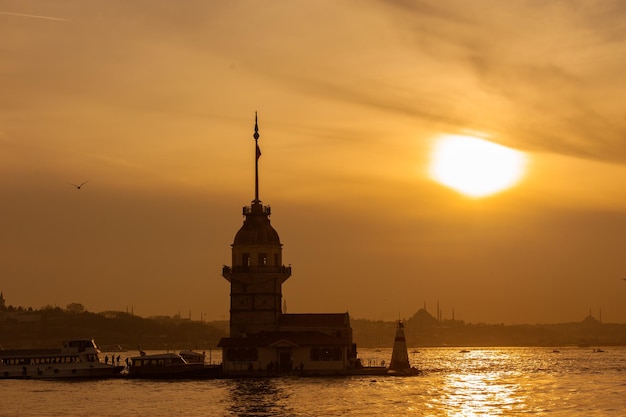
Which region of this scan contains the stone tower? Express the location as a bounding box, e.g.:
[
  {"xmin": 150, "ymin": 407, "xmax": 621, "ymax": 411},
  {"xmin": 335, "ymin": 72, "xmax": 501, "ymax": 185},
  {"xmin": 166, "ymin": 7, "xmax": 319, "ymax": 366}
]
[{"xmin": 221, "ymin": 115, "xmax": 291, "ymax": 338}]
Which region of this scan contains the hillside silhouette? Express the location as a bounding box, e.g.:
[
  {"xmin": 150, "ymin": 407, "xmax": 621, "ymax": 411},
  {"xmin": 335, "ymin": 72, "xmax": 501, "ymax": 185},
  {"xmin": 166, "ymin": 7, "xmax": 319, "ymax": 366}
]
[
  {"xmin": 0, "ymin": 304, "xmax": 226, "ymax": 350},
  {"xmin": 3, "ymin": 304, "xmax": 626, "ymax": 349}
]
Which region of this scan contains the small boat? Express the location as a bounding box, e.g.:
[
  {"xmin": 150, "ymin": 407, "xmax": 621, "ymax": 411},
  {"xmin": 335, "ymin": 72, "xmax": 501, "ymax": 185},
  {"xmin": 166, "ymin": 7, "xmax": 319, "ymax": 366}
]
[
  {"xmin": 127, "ymin": 352, "xmax": 221, "ymax": 379},
  {"xmin": 0, "ymin": 338, "xmax": 124, "ymax": 379}
]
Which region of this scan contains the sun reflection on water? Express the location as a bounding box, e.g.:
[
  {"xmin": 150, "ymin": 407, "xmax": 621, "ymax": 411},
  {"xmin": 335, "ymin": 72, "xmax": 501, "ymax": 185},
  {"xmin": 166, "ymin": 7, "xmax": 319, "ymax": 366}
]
[
  {"xmin": 436, "ymin": 350, "xmax": 527, "ymax": 416},
  {"xmin": 442, "ymin": 372, "xmax": 521, "ymax": 415}
]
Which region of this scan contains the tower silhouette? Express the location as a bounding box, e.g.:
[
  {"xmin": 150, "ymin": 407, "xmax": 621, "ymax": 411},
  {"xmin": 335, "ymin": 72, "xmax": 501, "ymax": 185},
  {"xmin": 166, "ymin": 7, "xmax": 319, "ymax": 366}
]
[
  {"xmin": 221, "ymin": 114, "xmax": 291, "ymax": 338},
  {"xmin": 218, "ymin": 115, "xmax": 358, "ymax": 377}
]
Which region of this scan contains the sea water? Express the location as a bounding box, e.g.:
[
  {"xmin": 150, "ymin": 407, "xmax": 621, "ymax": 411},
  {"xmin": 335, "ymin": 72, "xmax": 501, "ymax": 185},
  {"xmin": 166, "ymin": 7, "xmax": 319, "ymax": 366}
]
[{"xmin": 1, "ymin": 347, "xmax": 625, "ymax": 416}]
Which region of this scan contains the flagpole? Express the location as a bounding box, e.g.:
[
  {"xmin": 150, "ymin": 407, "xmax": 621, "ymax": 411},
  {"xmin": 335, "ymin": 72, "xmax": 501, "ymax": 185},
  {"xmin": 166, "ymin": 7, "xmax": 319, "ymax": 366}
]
[{"xmin": 254, "ymin": 112, "xmax": 260, "ymax": 204}]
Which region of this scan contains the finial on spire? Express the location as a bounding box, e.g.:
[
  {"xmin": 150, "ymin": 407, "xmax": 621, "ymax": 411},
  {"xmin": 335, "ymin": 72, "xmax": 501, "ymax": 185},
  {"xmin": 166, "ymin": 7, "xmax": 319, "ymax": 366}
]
[{"xmin": 254, "ymin": 112, "xmax": 259, "ymax": 140}]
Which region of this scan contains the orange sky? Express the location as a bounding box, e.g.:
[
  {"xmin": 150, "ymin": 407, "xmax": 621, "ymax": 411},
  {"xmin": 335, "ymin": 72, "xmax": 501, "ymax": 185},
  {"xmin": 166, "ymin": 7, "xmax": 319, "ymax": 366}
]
[{"xmin": 2, "ymin": 0, "xmax": 626, "ymax": 324}]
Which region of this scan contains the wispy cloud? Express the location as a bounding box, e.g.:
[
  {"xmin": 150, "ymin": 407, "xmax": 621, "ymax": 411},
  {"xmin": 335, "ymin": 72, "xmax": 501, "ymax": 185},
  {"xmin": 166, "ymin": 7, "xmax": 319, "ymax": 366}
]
[
  {"xmin": 199, "ymin": 0, "xmax": 626, "ymax": 163},
  {"xmin": 0, "ymin": 11, "xmax": 69, "ymax": 21},
  {"xmin": 364, "ymin": 0, "xmax": 626, "ymax": 163}
]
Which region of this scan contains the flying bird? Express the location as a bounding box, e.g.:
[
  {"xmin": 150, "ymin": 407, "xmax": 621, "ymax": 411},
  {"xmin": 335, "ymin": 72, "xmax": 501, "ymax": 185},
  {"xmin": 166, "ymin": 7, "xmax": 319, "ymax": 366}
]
[{"xmin": 69, "ymin": 181, "xmax": 88, "ymax": 189}]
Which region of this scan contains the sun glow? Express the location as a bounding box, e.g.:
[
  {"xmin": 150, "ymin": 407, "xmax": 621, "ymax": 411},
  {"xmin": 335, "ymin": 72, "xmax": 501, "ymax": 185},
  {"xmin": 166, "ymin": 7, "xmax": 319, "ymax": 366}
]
[{"xmin": 429, "ymin": 135, "xmax": 527, "ymax": 198}]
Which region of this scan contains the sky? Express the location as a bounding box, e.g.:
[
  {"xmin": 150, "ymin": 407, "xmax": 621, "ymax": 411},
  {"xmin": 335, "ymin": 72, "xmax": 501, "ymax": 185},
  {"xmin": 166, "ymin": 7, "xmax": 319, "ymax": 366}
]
[{"xmin": 2, "ymin": 0, "xmax": 626, "ymax": 325}]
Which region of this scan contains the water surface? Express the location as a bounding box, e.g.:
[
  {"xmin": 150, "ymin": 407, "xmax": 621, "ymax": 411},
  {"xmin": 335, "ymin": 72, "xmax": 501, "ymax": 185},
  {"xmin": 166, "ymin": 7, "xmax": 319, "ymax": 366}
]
[{"xmin": 2, "ymin": 347, "xmax": 625, "ymax": 416}]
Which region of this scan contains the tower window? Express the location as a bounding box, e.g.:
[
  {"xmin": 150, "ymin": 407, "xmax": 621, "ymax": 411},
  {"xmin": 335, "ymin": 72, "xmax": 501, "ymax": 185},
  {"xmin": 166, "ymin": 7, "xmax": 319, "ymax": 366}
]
[
  {"xmin": 258, "ymin": 253, "xmax": 267, "ymax": 266},
  {"xmin": 274, "ymin": 254, "xmax": 279, "ymax": 266},
  {"xmin": 242, "ymin": 253, "xmax": 250, "ymax": 267}
]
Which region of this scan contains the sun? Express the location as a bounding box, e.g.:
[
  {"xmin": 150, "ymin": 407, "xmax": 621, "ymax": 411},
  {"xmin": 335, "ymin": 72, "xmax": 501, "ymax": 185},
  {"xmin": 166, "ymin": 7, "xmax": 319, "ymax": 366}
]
[{"xmin": 429, "ymin": 135, "xmax": 527, "ymax": 198}]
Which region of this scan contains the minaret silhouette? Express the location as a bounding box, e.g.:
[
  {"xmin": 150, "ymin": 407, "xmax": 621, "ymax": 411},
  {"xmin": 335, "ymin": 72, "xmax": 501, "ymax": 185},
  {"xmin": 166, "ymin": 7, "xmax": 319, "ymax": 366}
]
[{"xmin": 221, "ymin": 114, "xmax": 292, "ymax": 338}]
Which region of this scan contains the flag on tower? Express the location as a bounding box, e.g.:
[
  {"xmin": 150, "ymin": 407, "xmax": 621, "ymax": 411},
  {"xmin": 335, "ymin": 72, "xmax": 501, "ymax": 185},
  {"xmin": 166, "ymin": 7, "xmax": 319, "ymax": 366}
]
[{"xmin": 256, "ymin": 144, "xmax": 262, "ymax": 159}]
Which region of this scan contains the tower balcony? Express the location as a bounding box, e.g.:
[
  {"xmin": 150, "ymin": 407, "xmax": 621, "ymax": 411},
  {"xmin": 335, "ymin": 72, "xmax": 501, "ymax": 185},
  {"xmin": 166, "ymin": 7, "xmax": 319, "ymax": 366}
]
[{"xmin": 222, "ymin": 265, "xmax": 292, "ymax": 278}]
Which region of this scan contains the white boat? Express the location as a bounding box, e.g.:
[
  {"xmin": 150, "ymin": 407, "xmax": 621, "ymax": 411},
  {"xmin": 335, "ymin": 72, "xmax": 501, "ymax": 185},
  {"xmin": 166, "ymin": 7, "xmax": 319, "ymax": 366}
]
[{"xmin": 0, "ymin": 338, "xmax": 124, "ymax": 379}]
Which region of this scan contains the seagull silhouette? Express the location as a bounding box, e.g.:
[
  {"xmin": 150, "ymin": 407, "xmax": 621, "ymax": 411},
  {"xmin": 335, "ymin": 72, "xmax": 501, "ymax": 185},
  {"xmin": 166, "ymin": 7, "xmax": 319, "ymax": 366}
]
[{"xmin": 69, "ymin": 181, "xmax": 88, "ymax": 189}]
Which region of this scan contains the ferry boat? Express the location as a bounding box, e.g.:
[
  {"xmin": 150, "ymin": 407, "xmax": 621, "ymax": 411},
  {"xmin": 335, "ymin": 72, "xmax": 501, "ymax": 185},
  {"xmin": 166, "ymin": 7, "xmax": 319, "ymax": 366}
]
[
  {"xmin": 0, "ymin": 338, "xmax": 124, "ymax": 379},
  {"xmin": 127, "ymin": 352, "xmax": 221, "ymax": 379}
]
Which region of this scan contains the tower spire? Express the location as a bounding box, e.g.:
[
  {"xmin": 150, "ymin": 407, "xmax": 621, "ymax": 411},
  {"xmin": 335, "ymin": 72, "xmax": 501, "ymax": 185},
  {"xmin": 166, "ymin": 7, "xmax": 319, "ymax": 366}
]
[{"xmin": 254, "ymin": 112, "xmax": 261, "ymax": 204}]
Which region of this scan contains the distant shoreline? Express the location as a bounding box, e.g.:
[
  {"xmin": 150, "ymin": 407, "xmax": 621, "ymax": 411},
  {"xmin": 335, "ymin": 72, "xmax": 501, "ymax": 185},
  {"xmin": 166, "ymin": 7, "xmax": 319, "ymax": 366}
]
[{"xmin": 2, "ymin": 307, "xmax": 625, "ymax": 349}]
